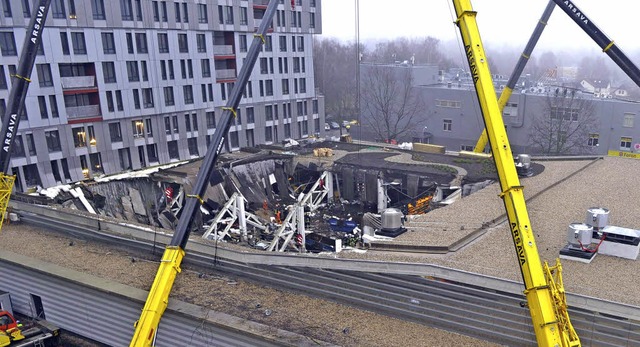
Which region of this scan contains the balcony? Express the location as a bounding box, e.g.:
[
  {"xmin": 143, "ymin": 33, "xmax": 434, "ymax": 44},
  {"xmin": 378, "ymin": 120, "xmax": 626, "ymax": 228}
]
[
  {"xmin": 61, "ymin": 76, "xmax": 95, "ymax": 90},
  {"xmin": 253, "ymin": 0, "xmax": 269, "ymax": 8},
  {"xmin": 216, "ymin": 69, "xmax": 237, "ymax": 81},
  {"xmin": 66, "ymin": 104, "xmax": 101, "ymax": 120},
  {"xmin": 213, "ymin": 45, "xmax": 234, "ymax": 59}
]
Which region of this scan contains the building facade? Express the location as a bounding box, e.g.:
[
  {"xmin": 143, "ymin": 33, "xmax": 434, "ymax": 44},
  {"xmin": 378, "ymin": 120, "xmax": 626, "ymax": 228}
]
[{"xmin": 0, "ymin": 0, "xmax": 324, "ymax": 192}]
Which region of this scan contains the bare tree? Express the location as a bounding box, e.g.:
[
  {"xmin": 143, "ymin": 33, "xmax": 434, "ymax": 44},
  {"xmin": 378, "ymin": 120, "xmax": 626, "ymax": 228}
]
[
  {"xmin": 528, "ymin": 89, "xmax": 599, "ymax": 155},
  {"xmin": 360, "ymin": 65, "xmax": 426, "ymax": 142}
]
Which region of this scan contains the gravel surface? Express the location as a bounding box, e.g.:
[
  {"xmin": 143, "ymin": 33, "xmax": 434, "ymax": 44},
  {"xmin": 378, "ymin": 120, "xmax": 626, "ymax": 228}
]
[{"xmin": 0, "ymin": 224, "xmax": 499, "ymax": 347}]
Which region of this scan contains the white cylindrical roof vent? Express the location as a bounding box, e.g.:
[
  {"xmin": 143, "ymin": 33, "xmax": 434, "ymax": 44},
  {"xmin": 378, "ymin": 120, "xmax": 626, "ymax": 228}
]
[
  {"xmin": 567, "ymin": 223, "xmax": 593, "ymax": 246},
  {"xmin": 585, "ymin": 207, "xmax": 609, "ymax": 229}
]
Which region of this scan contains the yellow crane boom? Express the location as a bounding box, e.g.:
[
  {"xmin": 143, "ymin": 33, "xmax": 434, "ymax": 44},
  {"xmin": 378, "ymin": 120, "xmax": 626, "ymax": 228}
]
[{"xmin": 451, "ymin": 1, "xmax": 580, "ymax": 346}]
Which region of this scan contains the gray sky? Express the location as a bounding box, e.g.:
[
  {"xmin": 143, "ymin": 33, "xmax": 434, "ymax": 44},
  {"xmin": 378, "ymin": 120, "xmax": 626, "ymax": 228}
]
[{"xmin": 320, "ymin": 1, "xmax": 640, "ymax": 52}]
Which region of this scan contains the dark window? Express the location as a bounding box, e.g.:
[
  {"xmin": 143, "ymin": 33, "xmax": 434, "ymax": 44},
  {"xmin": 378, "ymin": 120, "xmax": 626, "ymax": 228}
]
[
  {"xmin": 184, "ymin": 114, "xmax": 191, "ymax": 132},
  {"xmin": 36, "ymin": 64, "xmax": 53, "ymax": 87},
  {"xmin": 126, "ymin": 61, "xmax": 139, "ymax": 82},
  {"xmin": 60, "ymin": 32, "xmax": 70, "ymax": 55},
  {"xmin": 120, "ymin": 0, "xmax": 133, "ymax": 20},
  {"xmin": 106, "ymin": 90, "xmax": 114, "ymax": 112},
  {"xmin": 160, "ymin": 1, "xmax": 167, "ymax": 21},
  {"xmin": 92, "ymin": 0, "xmax": 106, "ymax": 19},
  {"xmin": 68, "ymin": 0, "xmax": 76, "ymax": 18},
  {"xmin": 239, "ymin": 35, "xmax": 247, "ymax": 52},
  {"xmin": 152, "ymin": 1, "xmax": 159, "ymax": 21},
  {"xmin": 164, "ymin": 117, "xmax": 171, "ymax": 134},
  {"xmin": 133, "ymin": 89, "xmax": 140, "ymax": 109},
  {"xmin": 183, "ymin": 85, "xmax": 193, "ymax": 104},
  {"xmin": 12, "ymin": 135, "xmax": 24, "ymax": 158},
  {"xmin": 115, "ymin": 90, "xmax": 123, "ymax": 111},
  {"xmin": 102, "ymin": 62, "xmax": 116, "ymax": 83},
  {"xmin": 147, "ymin": 144, "xmax": 158, "ymax": 162},
  {"xmin": 51, "ymin": 0, "xmax": 66, "ymax": 18},
  {"xmin": 172, "ymin": 115, "xmax": 179, "ymax": 133},
  {"xmin": 101, "ymin": 33, "xmax": 116, "ymax": 54},
  {"xmin": 126, "ymin": 33, "xmax": 134, "ymax": 53},
  {"xmin": 158, "ymin": 33, "xmax": 169, "ymax": 53},
  {"xmin": 22, "ymin": 0, "xmax": 29, "ymax": 17},
  {"xmin": 168, "ymin": 140, "xmax": 179, "ymax": 159},
  {"xmin": 0, "ymin": 32, "xmax": 17, "ymax": 56},
  {"xmin": 45, "ymin": 130, "xmax": 62, "ymax": 152},
  {"xmin": 206, "ymin": 111, "xmax": 215, "ymax": 129},
  {"xmin": 38, "ymin": 96, "xmax": 48, "ymax": 119},
  {"xmin": 0, "ymin": 66, "xmax": 7, "ymax": 90},
  {"xmin": 178, "ymin": 34, "xmax": 188, "ymax": 53},
  {"xmin": 49, "ymin": 95, "xmax": 59, "ymax": 118},
  {"xmin": 134, "ymin": 0, "xmax": 142, "ymax": 21},
  {"xmin": 164, "ymin": 87, "xmax": 174, "ymax": 106},
  {"xmin": 182, "ymin": 2, "xmax": 188, "ymax": 22},
  {"xmin": 135, "ymin": 33, "xmax": 148, "ymax": 53},
  {"xmin": 196, "ymin": 34, "xmax": 206, "ymax": 53},
  {"xmin": 71, "ymin": 32, "xmax": 86, "ymax": 54},
  {"xmin": 141, "ymin": 61, "xmax": 148, "ymax": 81},
  {"xmin": 142, "ymin": 88, "xmax": 154, "ymax": 108},
  {"xmin": 198, "ymin": 4, "xmax": 207, "ymax": 23},
  {"xmin": 174, "ymin": 2, "xmax": 180, "ymax": 22},
  {"xmin": 72, "ymin": 127, "xmax": 87, "ymax": 148},
  {"xmin": 188, "ymin": 138, "xmax": 198, "ymax": 156},
  {"xmin": 201, "ymin": 59, "xmax": 210, "ymax": 78},
  {"xmin": 247, "ymin": 107, "xmax": 254, "ymax": 123}
]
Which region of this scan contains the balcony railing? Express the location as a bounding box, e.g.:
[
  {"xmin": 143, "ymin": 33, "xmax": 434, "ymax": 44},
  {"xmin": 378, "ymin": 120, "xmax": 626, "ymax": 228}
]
[
  {"xmin": 216, "ymin": 69, "xmax": 236, "ymax": 80},
  {"xmin": 60, "ymin": 76, "xmax": 96, "ymax": 90},
  {"xmin": 66, "ymin": 104, "xmax": 101, "ymax": 119},
  {"xmin": 253, "ymin": 0, "xmax": 269, "ymax": 5},
  {"xmin": 213, "ymin": 45, "xmax": 234, "ymax": 56}
]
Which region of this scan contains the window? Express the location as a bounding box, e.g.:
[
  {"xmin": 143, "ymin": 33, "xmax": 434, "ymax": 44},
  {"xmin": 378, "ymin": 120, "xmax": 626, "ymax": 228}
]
[
  {"xmin": 109, "ymin": 123, "xmax": 122, "ymax": 142},
  {"xmin": 265, "ymin": 80, "xmax": 273, "ymax": 96},
  {"xmin": 184, "ymin": 114, "xmax": 191, "ymax": 132},
  {"xmin": 279, "ymin": 36, "xmax": 286, "ymax": 52},
  {"xmin": 12, "ymin": 135, "xmax": 24, "ymax": 158},
  {"xmin": 26, "ymin": 134, "xmax": 36, "ymax": 155},
  {"xmin": 102, "ymin": 62, "xmax": 116, "ymax": 83},
  {"xmin": 115, "ymin": 90, "xmax": 123, "ymax": 111},
  {"xmin": 293, "ymin": 57, "xmax": 300, "ymax": 73},
  {"xmin": 188, "ymin": 138, "xmax": 199, "ymax": 156},
  {"xmin": 38, "ymin": 96, "xmax": 48, "ymax": 119},
  {"xmin": 220, "ymin": 83, "xmax": 226, "ymax": 100},
  {"xmin": 310, "ymin": 13, "xmax": 315, "ymax": 28},
  {"xmin": 147, "ymin": 144, "xmax": 158, "ymax": 163},
  {"xmin": 620, "ymin": 136, "xmax": 632, "ymax": 150},
  {"xmin": 284, "ymin": 123, "xmax": 291, "ymax": 138},
  {"xmin": 152, "ymin": 1, "xmax": 159, "ymax": 21},
  {"xmin": 141, "ymin": 61, "xmax": 148, "ymax": 81},
  {"xmin": 135, "ymin": 33, "xmax": 148, "ymax": 53},
  {"xmin": 443, "ymin": 119, "xmax": 452, "ymax": 131},
  {"xmin": 164, "ymin": 117, "xmax": 171, "ymax": 134},
  {"xmin": 206, "ymin": 111, "xmax": 216, "ymax": 129},
  {"xmin": 217, "ymin": 5, "xmax": 223, "ymax": 24},
  {"xmin": 313, "ymin": 99, "xmax": 318, "ymax": 114},
  {"xmin": 178, "ymin": 34, "xmax": 188, "ymax": 53},
  {"xmin": 60, "ymin": 33, "xmax": 70, "ymax": 55},
  {"xmin": 260, "ymin": 58, "xmax": 268, "ymax": 74},
  {"xmin": 126, "ymin": 33, "xmax": 134, "ymax": 53},
  {"xmin": 106, "ymin": 91, "xmax": 114, "ymax": 112},
  {"xmin": 127, "ymin": 61, "xmax": 139, "ymax": 82},
  {"xmin": 36, "ymin": 64, "xmax": 53, "ymax": 87},
  {"xmin": 0, "ymin": 32, "xmax": 17, "ymax": 56},
  {"xmin": 168, "ymin": 60, "xmax": 174, "ymax": 79},
  {"xmin": 168, "ymin": 140, "xmax": 179, "ymax": 159},
  {"xmin": 172, "ymin": 115, "xmax": 179, "ymax": 133},
  {"xmin": 52, "ymin": 0, "xmax": 66, "ymax": 18},
  {"xmin": 164, "ymin": 87, "xmax": 174, "ymax": 106},
  {"xmin": 265, "ymin": 126, "xmax": 273, "ymax": 142},
  {"xmin": 71, "ymin": 32, "xmax": 86, "ymax": 54},
  {"xmin": 282, "ymin": 79, "xmax": 289, "ymax": 95},
  {"xmin": 134, "ymin": 0, "xmax": 142, "ymax": 20},
  {"xmin": 161, "ymin": 1, "xmax": 167, "ymax": 21},
  {"xmin": 92, "ymin": 0, "xmax": 106, "ymax": 19},
  {"xmin": 183, "ymin": 85, "xmax": 193, "ymax": 104},
  {"xmin": 550, "ymin": 106, "xmax": 578, "ymax": 121},
  {"xmin": 224, "ymin": 6, "xmax": 233, "ymax": 24},
  {"xmin": 229, "ymin": 132, "xmax": 239, "ymax": 149},
  {"xmin": 132, "ymin": 119, "xmax": 144, "ymax": 138},
  {"xmin": 623, "ymin": 113, "xmax": 635, "ymax": 128},
  {"xmin": 158, "ymin": 33, "xmax": 169, "ymax": 53},
  {"xmin": 120, "ymin": 0, "xmax": 133, "ymax": 20},
  {"xmin": 298, "ymin": 36, "xmax": 304, "ymax": 51},
  {"xmin": 264, "ymin": 36, "xmax": 272, "ymax": 52},
  {"xmin": 69, "ymin": 0, "xmax": 77, "ymax": 18},
  {"xmin": 588, "ymin": 133, "xmax": 599, "ymax": 147},
  {"xmin": 160, "ymin": 61, "xmax": 167, "ymax": 80},
  {"xmin": 145, "ymin": 118, "xmax": 153, "ymax": 136},
  {"xmin": 196, "ymin": 34, "xmax": 206, "ymax": 53},
  {"xmin": 142, "ymin": 88, "xmax": 154, "ymax": 108},
  {"xmin": 201, "ymin": 59, "xmax": 211, "ymax": 78},
  {"xmin": 198, "ymin": 4, "xmax": 207, "ymax": 23},
  {"xmin": 187, "ymin": 59, "xmax": 193, "ymax": 78},
  {"xmin": 183, "ymin": 2, "xmax": 190, "ymax": 22},
  {"xmin": 101, "ymin": 33, "xmax": 116, "ymax": 54},
  {"xmin": 49, "ymin": 95, "xmax": 59, "ymax": 118},
  {"xmin": 72, "ymin": 127, "xmax": 87, "ymax": 148},
  {"xmin": 240, "ymin": 7, "xmax": 247, "ymax": 25},
  {"xmin": 192, "ymin": 113, "xmax": 198, "ymax": 131},
  {"xmin": 246, "ymin": 107, "xmax": 254, "ymax": 123},
  {"xmin": 239, "ymin": 35, "xmax": 248, "ymax": 53},
  {"xmin": 45, "ymin": 130, "xmax": 62, "ymax": 152},
  {"xmin": 132, "ymin": 89, "xmax": 140, "ymax": 109},
  {"xmin": 299, "ymin": 78, "xmax": 306, "ymax": 93},
  {"xmin": 265, "ymin": 105, "xmax": 273, "ymax": 121},
  {"xmin": 22, "ymin": 0, "xmax": 29, "ymax": 17}
]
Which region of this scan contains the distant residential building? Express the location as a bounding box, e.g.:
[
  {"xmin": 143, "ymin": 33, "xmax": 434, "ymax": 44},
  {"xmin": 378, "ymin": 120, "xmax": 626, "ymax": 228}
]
[{"xmin": 0, "ymin": 0, "xmax": 325, "ymax": 192}]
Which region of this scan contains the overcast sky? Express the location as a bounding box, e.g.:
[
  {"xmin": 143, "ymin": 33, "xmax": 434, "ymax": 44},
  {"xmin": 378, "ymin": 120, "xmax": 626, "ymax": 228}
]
[{"xmin": 320, "ymin": 0, "xmax": 640, "ymax": 52}]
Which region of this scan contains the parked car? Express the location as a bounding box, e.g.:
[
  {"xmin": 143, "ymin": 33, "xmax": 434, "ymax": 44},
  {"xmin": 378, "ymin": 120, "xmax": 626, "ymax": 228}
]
[
  {"xmin": 324, "ymin": 122, "xmax": 331, "ymax": 131},
  {"xmin": 330, "ymin": 121, "xmax": 340, "ymax": 129}
]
